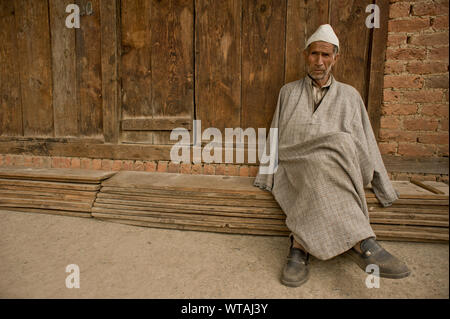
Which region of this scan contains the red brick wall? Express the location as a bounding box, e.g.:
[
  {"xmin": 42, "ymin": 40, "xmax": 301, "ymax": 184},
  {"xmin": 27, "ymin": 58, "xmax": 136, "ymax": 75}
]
[
  {"xmin": 0, "ymin": 154, "xmax": 447, "ymax": 183},
  {"xmin": 380, "ymin": 0, "xmax": 449, "ymax": 157},
  {"xmin": 0, "ymin": 154, "xmax": 259, "ymax": 177}
]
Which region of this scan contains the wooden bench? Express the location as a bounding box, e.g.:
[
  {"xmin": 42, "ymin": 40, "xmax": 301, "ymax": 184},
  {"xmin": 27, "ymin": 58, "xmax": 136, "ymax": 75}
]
[
  {"xmin": 0, "ymin": 168, "xmax": 448, "ymax": 243},
  {"xmin": 92, "ymin": 171, "xmax": 449, "ymax": 243}
]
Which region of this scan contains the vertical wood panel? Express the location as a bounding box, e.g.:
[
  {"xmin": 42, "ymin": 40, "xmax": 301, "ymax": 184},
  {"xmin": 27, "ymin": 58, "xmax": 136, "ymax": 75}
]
[
  {"xmin": 195, "ymin": 0, "xmax": 241, "ymax": 132},
  {"xmin": 15, "ymin": 0, "xmax": 53, "ymax": 137},
  {"xmin": 241, "ymin": 0, "xmax": 286, "ymax": 131},
  {"xmin": 121, "ymin": 0, "xmax": 152, "ymax": 119},
  {"xmin": 151, "ymin": 0, "xmax": 193, "ymax": 118},
  {"xmin": 285, "ymin": 0, "xmax": 329, "ymax": 83},
  {"xmin": 49, "ymin": 0, "xmax": 78, "ymax": 137},
  {"xmin": 151, "ymin": 0, "xmax": 194, "ymax": 144},
  {"xmin": 0, "ymin": 0, "xmax": 23, "ymax": 136},
  {"xmin": 101, "ymin": 0, "xmax": 121, "ymax": 143},
  {"xmin": 330, "ymin": 0, "xmax": 372, "ymax": 102},
  {"xmin": 76, "ymin": 0, "xmax": 103, "ymax": 137},
  {"xmin": 367, "ymin": 0, "xmax": 389, "ymax": 140}
]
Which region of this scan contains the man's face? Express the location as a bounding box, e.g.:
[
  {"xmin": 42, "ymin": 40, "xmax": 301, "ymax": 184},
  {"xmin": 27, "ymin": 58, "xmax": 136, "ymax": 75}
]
[{"xmin": 303, "ymin": 41, "xmax": 339, "ymax": 82}]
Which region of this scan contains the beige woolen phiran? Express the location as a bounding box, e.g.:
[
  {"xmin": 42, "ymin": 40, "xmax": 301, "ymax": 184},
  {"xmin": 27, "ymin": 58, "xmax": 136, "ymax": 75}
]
[{"xmin": 254, "ymin": 75, "xmax": 399, "ymax": 260}]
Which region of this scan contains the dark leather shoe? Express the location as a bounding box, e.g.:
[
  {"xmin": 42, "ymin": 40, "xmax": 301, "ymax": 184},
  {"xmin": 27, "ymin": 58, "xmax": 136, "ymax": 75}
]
[
  {"xmin": 346, "ymin": 237, "xmax": 411, "ymax": 279},
  {"xmin": 281, "ymin": 246, "xmax": 310, "ymax": 287}
]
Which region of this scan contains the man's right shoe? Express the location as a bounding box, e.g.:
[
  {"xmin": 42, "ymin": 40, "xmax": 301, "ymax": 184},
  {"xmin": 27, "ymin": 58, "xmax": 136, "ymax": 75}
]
[
  {"xmin": 346, "ymin": 237, "xmax": 411, "ymax": 279},
  {"xmin": 281, "ymin": 246, "xmax": 310, "ymax": 287}
]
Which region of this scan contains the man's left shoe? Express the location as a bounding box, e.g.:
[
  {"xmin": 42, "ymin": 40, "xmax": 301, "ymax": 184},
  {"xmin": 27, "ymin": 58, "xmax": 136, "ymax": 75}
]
[
  {"xmin": 281, "ymin": 247, "xmax": 310, "ymax": 287},
  {"xmin": 346, "ymin": 237, "xmax": 411, "ymax": 279}
]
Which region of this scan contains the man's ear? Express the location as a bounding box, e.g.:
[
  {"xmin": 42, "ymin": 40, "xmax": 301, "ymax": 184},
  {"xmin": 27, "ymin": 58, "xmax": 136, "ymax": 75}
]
[
  {"xmin": 303, "ymin": 48, "xmax": 309, "ymax": 59},
  {"xmin": 333, "ymin": 53, "xmax": 340, "ymax": 65}
]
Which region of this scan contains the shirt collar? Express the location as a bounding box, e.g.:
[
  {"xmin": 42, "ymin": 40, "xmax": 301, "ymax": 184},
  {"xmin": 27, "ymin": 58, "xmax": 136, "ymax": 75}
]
[{"xmin": 307, "ymin": 73, "xmax": 334, "ymax": 89}]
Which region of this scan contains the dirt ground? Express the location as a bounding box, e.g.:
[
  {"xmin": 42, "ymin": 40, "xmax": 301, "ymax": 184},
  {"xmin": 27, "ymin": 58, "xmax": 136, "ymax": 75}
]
[{"xmin": 0, "ymin": 209, "xmax": 448, "ymax": 299}]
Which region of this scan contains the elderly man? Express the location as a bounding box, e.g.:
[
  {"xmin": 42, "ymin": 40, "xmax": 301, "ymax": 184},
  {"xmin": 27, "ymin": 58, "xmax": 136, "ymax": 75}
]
[{"xmin": 254, "ymin": 24, "xmax": 410, "ymax": 287}]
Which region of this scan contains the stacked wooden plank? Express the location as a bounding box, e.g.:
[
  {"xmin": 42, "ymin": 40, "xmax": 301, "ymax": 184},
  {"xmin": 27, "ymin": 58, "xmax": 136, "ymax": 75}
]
[
  {"xmin": 0, "ymin": 168, "xmax": 115, "ymax": 217},
  {"xmin": 92, "ymin": 171, "xmax": 288, "ymax": 236},
  {"xmin": 366, "ymin": 180, "xmax": 449, "ymax": 243},
  {"xmin": 92, "ymin": 171, "xmax": 449, "ymax": 243}
]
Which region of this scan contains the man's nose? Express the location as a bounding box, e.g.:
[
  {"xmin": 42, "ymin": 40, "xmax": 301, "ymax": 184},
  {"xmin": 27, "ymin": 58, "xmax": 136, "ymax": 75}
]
[{"xmin": 315, "ymin": 55, "xmax": 324, "ymax": 65}]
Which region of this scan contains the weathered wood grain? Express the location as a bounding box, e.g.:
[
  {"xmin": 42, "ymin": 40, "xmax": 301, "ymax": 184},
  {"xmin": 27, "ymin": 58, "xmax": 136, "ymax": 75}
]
[
  {"xmin": 100, "ymin": 186, "xmax": 275, "ymax": 201},
  {"xmin": 241, "ymin": 0, "xmax": 286, "ymax": 131},
  {"xmin": 0, "ymin": 0, "xmax": 23, "ymax": 136},
  {"xmin": 93, "ymin": 171, "xmax": 448, "ymax": 242},
  {"xmin": 96, "ymin": 217, "xmax": 290, "ymax": 236},
  {"xmin": 411, "ymin": 178, "xmax": 446, "ymax": 195},
  {"xmin": 370, "ymin": 217, "xmax": 448, "ymax": 227},
  {"xmin": 422, "ymin": 181, "xmax": 449, "ymax": 196},
  {"xmin": 371, "ymin": 224, "xmax": 449, "ymax": 242},
  {"xmin": 92, "ymin": 210, "xmax": 288, "ymax": 231},
  {"xmin": 369, "ymin": 211, "xmax": 448, "ymax": 221},
  {"xmin": 368, "ymin": 205, "xmax": 449, "ymax": 215},
  {"xmin": 285, "ymin": 0, "xmax": 329, "ymax": 83},
  {"xmin": 76, "ymin": 0, "xmax": 103, "ymax": 137},
  {"xmin": 49, "ymin": 0, "xmax": 78, "ymax": 137},
  {"xmin": 0, "ymin": 167, "xmax": 115, "ymax": 183},
  {"xmin": 15, "ymin": 0, "xmax": 53, "ymax": 137},
  {"xmin": 121, "ymin": 0, "xmax": 152, "ymax": 118},
  {"xmin": 366, "ymin": 198, "xmax": 449, "ymax": 206},
  {"xmin": 375, "ymin": 236, "xmax": 448, "ymax": 244},
  {"xmin": 94, "ymin": 197, "xmax": 283, "ymax": 215},
  {"xmin": 383, "ymin": 155, "xmax": 449, "ymax": 175},
  {"xmin": 0, "ymin": 178, "xmax": 100, "ymax": 191},
  {"xmin": 151, "ymin": 0, "xmax": 193, "ymax": 119},
  {"xmin": 121, "ymin": 118, "xmax": 192, "ymax": 131},
  {"xmin": 366, "ymin": 180, "xmax": 448, "ymax": 199},
  {"xmin": 101, "ymin": 171, "xmax": 271, "ymax": 195},
  {"xmin": 0, "ymin": 185, "xmax": 98, "ymax": 197},
  {"xmin": 366, "ymin": 0, "xmax": 389, "ymax": 139},
  {"xmin": 0, "ymin": 140, "xmax": 172, "ymax": 161},
  {"xmin": 329, "ymin": 0, "xmax": 372, "ymax": 103},
  {"xmin": 95, "ymin": 216, "xmax": 450, "ymax": 242},
  {"xmin": 91, "ymin": 205, "xmax": 285, "ymax": 225},
  {"xmin": 0, "ymin": 190, "xmax": 96, "ymax": 202},
  {"xmin": 100, "ymin": 0, "xmax": 121, "ymax": 143},
  {"xmin": 120, "ymin": 131, "xmax": 156, "ymax": 144},
  {"xmin": 96, "ymin": 191, "xmax": 281, "ymax": 208},
  {"xmin": 94, "ymin": 201, "xmax": 284, "ymax": 219},
  {"xmin": 195, "ymin": 0, "xmax": 242, "ymax": 132}
]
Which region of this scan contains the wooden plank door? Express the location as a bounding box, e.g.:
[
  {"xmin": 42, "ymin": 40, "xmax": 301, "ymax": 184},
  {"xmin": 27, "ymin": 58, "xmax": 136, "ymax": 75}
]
[
  {"xmin": 196, "ymin": 0, "xmax": 286, "ymax": 137},
  {"xmin": 0, "ymin": 0, "xmax": 23, "ymax": 137},
  {"xmin": 196, "ymin": 0, "xmax": 379, "ymax": 133},
  {"xmin": 120, "ymin": 0, "xmax": 194, "ymax": 145},
  {"xmin": 330, "ymin": 0, "xmax": 373, "ymax": 103},
  {"xmin": 15, "ymin": 0, "xmax": 53, "ymax": 137}
]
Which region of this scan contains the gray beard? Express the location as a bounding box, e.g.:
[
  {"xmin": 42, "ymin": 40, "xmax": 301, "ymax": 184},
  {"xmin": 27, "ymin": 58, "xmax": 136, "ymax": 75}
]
[{"xmin": 307, "ymin": 64, "xmax": 333, "ymax": 81}]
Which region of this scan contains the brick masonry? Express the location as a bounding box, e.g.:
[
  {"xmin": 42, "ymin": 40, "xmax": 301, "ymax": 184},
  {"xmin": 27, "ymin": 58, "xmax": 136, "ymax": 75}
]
[
  {"xmin": 0, "ymin": 154, "xmax": 448, "ymax": 184},
  {"xmin": 381, "ymin": 0, "xmax": 449, "ymax": 158}
]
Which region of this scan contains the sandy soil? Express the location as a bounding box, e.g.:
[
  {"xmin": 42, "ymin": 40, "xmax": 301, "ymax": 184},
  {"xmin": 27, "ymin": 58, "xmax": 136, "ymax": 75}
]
[{"xmin": 0, "ymin": 209, "xmax": 448, "ymax": 298}]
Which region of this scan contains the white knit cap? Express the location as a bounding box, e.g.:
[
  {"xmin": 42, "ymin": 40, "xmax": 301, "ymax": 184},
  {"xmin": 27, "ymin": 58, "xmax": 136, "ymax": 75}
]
[{"xmin": 305, "ymin": 24, "xmax": 339, "ymax": 51}]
